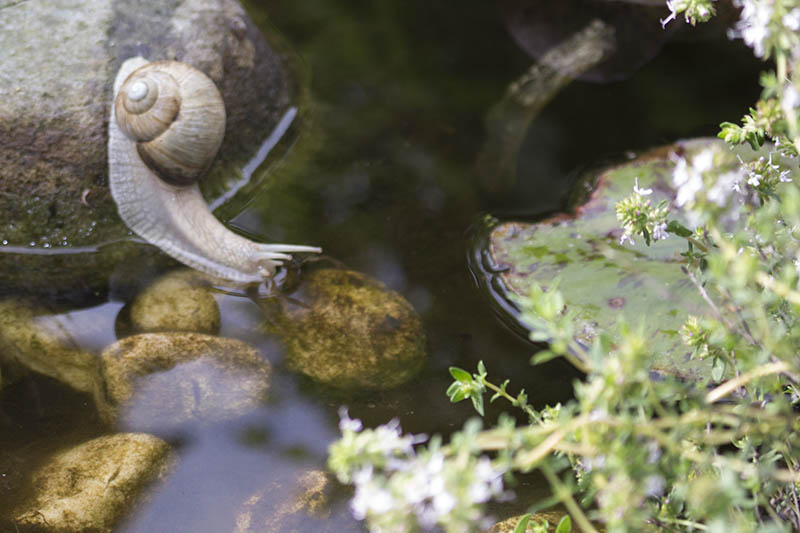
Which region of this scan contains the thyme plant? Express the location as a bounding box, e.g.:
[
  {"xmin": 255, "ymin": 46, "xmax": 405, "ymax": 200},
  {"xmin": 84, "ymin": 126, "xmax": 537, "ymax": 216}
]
[{"xmin": 328, "ymin": 1, "xmax": 800, "ymax": 531}]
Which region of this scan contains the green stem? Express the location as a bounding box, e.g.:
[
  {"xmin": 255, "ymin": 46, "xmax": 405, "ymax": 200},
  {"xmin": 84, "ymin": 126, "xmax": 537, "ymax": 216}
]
[
  {"xmin": 481, "ymin": 377, "xmax": 543, "ymax": 424},
  {"xmin": 540, "ymin": 463, "xmax": 599, "ymax": 533}
]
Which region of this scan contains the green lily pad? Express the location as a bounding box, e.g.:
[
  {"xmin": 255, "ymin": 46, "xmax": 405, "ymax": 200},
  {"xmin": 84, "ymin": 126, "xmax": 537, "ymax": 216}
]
[{"xmin": 480, "ymin": 138, "xmax": 746, "ymax": 380}]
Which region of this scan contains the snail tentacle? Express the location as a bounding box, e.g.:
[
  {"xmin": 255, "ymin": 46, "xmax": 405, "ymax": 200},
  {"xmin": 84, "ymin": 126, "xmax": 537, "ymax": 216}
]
[{"xmin": 108, "ymin": 56, "xmax": 320, "ymax": 283}]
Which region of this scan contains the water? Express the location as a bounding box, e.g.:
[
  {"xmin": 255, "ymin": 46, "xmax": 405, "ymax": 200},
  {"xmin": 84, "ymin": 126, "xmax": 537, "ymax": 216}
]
[{"xmin": 0, "ymin": 0, "xmax": 764, "ymax": 530}]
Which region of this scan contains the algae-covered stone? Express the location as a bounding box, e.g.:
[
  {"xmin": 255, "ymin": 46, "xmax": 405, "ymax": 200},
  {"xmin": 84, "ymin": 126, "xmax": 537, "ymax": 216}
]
[
  {"xmin": 488, "ymin": 512, "xmax": 600, "ymax": 532},
  {"xmin": 12, "ymin": 433, "xmax": 174, "ymax": 533},
  {"xmin": 0, "ymin": 299, "xmax": 103, "ymax": 396},
  {"xmin": 0, "ymin": 0, "xmax": 293, "ymax": 293},
  {"xmin": 235, "ymin": 470, "xmax": 338, "ymax": 533},
  {"xmin": 128, "ymin": 269, "xmax": 221, "ymax": 335},
  {"xmin": 267, "ymin": 268, "xmax": 426, "ymax": 390},
  {"xmin": 97, "ymin": 332, "xmax": 271, "ymax": 430},
  {"xmin": 477, "ymin": 138, "xmax": 779, "ymax": 380}
]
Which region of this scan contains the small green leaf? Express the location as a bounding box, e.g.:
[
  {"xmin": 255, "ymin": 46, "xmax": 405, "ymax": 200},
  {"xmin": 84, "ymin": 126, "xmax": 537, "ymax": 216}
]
[
  {"xmin": 711, "ymin": 356, "xmax": 726, "ymax": 382},
  {"xmin": 531, "ymin": 350, "xmax": 558, "ymax": 365},
  {"xmin": 446, "ymin": 381, "xmax": 468, "ymax": 402},
  {"xmin": 471, "ymin": 393, "xmax": 485, "ymax": 416},
  {"xmin": 666, "ymin": 220, "xmax": 693, "ymax": 238},
  {"xmin": 449, "ymin": 367, "xmax": 472, "ymax": 383},
  {"xmin": 477, "ymin": 360, "xmax": 487, "ymax": 376},
  {"xmin": 512, "ymin": 513, "xmax": 532, "ymax": 533},
  {"xmin": 554, "ymin": 515, "xmax": 572, "ymax": 533},
  {"xmin": 515, "ymin": 389, "xmax": 528, "ymax": 407}
]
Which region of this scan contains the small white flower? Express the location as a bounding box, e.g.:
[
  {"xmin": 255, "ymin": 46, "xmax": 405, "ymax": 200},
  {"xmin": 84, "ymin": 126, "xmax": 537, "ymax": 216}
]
[
  {"xmin": 694, "ymin": 148, "xmax": 714, "ymax": 172},
  {"xmin": 660, "ymin": 0, "xmax": 678, "ymax": 27},
  {"xmin": 351, "ymin": 468, "xmax": 396, "ymax": 519},
  {"xmin": 730, "ymin": 0, "xmax": 774, "ymax": 57},
  {"xmin": 747, "ymin": 171, "xmax": 762, "ymax": 187},
  {"xmin": 783, "ymin": 84, "xmax": 800, "ymax": 110},
  {"xmin": 652, "ymin": 222, "xmax": 669, "ymax": 241},
  {"xmin": 644, "ymin": 475, "xmax": 666, "ymax": 496},
  {"xmin": 633, "ymin": 177, "xmax": 653, "ymax": 196},
  {"xmin": 620, "ymin": 233, "xmax": 635, "ymax": 246},
  {"xmin": 432, "ymin": 490, "xmax": 456, "ymax": 515},
  {"xmin": 708, "ymin": 170, "xmax": 743, "ymax": 205},
  {"xmin": 338, "ymin": 407, "xmax": 363, "ymax": 432},
  {"xmin": 783, "ymin": 7, "xmax": 800, "ymax": 30},
  {"xmin": 672, "ymin": 154, "xmax": 705, "ymax": 207}
]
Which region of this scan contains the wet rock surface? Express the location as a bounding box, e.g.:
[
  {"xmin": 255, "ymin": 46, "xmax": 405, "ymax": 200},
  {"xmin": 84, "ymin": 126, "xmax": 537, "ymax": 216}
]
[
  {"xmin": 0, "ymin": 0, "xmax": 293, "ymax": 292},
  {"xmin": 235, "ymin": 470, "xmax": 341, "ymax": 533},
  {"xmin": 266, "ymin": 268, "xmax": 426, "ymax": 390},
  {"xmin": 128, "ymin": 269, "xmax": 221, "ymax": 335},
  {"xmin": 97, "ymin": 332, "xmax": 271, "ymax": 431},
  {"xmin": 488, "ymin": 512, "xmax": 568, "ymax": 532},
  {"xmin": 0, "ymin": 299, "xmax": 103, "ymax": 396},
  {"xmin": 11, "ymin": 432, "xmax": 174, "ymax": 533}
]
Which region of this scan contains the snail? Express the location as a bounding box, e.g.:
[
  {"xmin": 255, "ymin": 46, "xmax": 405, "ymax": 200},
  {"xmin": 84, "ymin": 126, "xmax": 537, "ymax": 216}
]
[{"xmin": 107, "ymin": 57, "xmax": 321, "ymax": 284}]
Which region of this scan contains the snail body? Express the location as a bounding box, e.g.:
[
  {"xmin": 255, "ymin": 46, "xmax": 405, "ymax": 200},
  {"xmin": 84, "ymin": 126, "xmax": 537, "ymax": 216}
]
[{"xmin": 108, "ymin": 57, "xmax": 320, "ymax": 283}]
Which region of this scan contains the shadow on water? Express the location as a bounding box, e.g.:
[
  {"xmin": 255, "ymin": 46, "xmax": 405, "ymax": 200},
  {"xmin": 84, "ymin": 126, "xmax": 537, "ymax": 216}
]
[{"xmin": 0, "ymin": 0, "xmax": 765, "ymax": 530}]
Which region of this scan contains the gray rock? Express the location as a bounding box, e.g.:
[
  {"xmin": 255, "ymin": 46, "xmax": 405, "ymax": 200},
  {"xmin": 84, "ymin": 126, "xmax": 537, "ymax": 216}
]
[
  {"xmin": 11, "ymin": 433, "xmax": 174, "ymax": 533},
  {"xmin": 0, "ymin": 0, "xmax": 293, "ymax": 292},
  {"xmin": 128, "ymin": 269, "xmax": 221, "ymax": 335},
  {"xmin": 97, "ymin": 332, "xmax": 271, "ymax": 430},
  {"xmin": 265, "ymin": 268, "xmax": 427, "ymax": 390}
]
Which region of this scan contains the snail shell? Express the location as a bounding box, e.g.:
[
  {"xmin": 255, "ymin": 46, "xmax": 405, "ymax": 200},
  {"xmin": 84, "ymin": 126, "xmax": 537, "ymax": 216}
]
[
  {"xmin": 114, "ymin": 61, "xmax": 226, "ymax": 186},
  {"xmin": 108, "ymin": 57, "xmax": 320, "ymax": 283}
]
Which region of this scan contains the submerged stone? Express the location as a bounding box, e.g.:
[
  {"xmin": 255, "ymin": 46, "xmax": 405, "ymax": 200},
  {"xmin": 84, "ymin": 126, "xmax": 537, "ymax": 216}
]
[
  {"xmin": 477, "ymin": 139, "xmax": 769, "ymax": 380},
  {"xmin": 266, "ymin": 268, "xmax": 426, "ymax": 390},
  {"xmin": 97, "ymin": 332, "xmax": 271, "ymax": 431},
  {"xmin": 235, "ymin": 470, "xmax": 339, "ymax": 533},
  {"xmin": 11, "ymin": 433, "xmax": 174, "ymax": 532},
  {"xmin": 0, "ymin": 300, "xmax": 103, "ymax": 397},
  {"xmin": 488, "ymin": 511, "xmax": 601, "ymax": 532},
  {"xmin": 128, "ymin": 269, "xmax": 221, "ymax": 335}
]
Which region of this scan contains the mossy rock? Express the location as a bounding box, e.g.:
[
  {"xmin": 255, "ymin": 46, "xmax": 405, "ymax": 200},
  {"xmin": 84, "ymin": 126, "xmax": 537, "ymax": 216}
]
[
  {"xmin": 0, "ymin": 299, "xmax": 103, "ymax": 396},
  {"xmin": 127, "ymin": 269, "xmax": 221, "ymax": 335},
  {"xmin": 489, "ymin": 511, "xmax": 602, "ymax": 532},
  {"xmin": 11, "ymin": 433, "xmax": 174, "ymax": 532},
  {"xmin": 0, "ymin": 0, "xmax": 294, "ymax": 296},
  {"xmin": 478, "ymin": 138, "xmax": 765, "ymax": 380},
  {"xmin": 265, "ymin": 268, "xmax": 427, "ymax": 390},
  {"xmin": 235, "ymin": 470, "xmax": 341, "ymax": 533},
  {"xmin": 97, "ymin": 332, "xmax": 271, "ymax": 432}
]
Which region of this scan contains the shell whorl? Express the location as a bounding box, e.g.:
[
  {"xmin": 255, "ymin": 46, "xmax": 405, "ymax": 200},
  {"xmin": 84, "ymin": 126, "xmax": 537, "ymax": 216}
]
[
  {"xmin": 109, "ymin": 56, "xmax": 322, "ymax": 284},
  {"xmin": 114, "ymin": 61, "xmax": 226, "ymax": 186}
]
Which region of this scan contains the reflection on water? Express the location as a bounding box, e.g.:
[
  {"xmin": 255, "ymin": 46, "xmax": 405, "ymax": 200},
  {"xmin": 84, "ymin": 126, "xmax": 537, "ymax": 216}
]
[{"xmin": 0, "ymin": 0, "xmax": 765, "ymax": 530}]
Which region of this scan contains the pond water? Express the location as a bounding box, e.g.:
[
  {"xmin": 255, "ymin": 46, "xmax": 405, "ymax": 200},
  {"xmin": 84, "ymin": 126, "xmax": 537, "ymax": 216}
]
[{"xmin": 0, "ymin": 0, "xmax": 764, "ymax": 531}]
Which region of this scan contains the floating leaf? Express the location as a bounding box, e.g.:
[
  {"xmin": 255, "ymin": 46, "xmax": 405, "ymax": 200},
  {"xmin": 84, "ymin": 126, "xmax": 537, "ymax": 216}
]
[{"xmin": 473, "ymin": 139, "xmax": 761, "ymax": 380}]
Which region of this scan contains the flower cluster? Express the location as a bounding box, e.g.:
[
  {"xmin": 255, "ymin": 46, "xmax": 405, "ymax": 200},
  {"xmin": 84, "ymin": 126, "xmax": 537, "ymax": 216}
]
[
  {"xmin": 328, "ymin": 411, "xmax": 509, "ymax": 533},
  {"xmin": 615, "ymin": 177, "xmax": 670, "ymax": 245},
  {"xmin": 660, "ymin": 0, "xmax": 716, "ymax": 28},
  {"xmin": 729, "ymin": 0, "xmax": 800, "ymax": 59},
  {"xmin": 666, "ymin": 146, "xmax": 761, "ymax": 228}
]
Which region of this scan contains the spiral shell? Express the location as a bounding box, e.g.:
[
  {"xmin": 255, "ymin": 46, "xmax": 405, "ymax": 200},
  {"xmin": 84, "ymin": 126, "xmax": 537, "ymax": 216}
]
[
  {"xmin": 114, "ymin": 61, "xmax": 226, "ymax": 186},
  {"xmin": 109, "ymin": 56, "xmax": 321, "ymax": 283}
]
